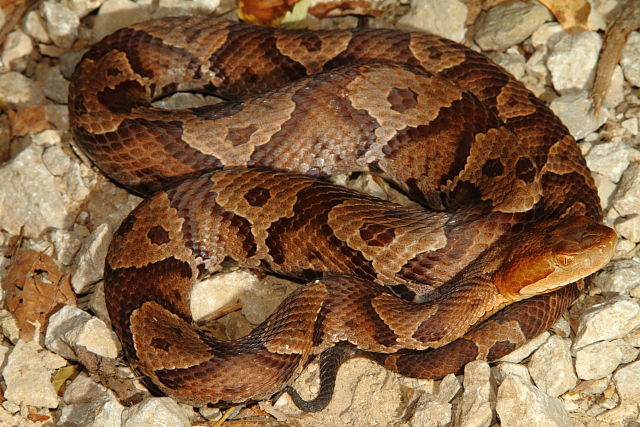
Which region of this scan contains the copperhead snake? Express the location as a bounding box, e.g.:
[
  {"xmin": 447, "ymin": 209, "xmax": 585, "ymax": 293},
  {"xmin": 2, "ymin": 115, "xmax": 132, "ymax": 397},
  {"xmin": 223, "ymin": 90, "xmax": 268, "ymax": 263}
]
[{"xmin": 68, "ymin": 16, "xmax": 617, "ymax": 410}]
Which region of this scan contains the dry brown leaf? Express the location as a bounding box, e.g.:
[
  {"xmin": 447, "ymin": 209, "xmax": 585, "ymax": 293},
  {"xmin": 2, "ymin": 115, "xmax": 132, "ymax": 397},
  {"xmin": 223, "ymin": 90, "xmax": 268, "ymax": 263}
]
[
  {"xmin": 537, "ymin": 0, "xmax": 590, "ymax": 32},
  {"xmin": 52, "ymin": 365, "xmax": 81, "ymax": 394},
  {"xmin": 26, "ymin": 412, "xmax": 51, "ymax": 423},
  {"xmin": 7, "ymin": 106, "xmax": 52, "ymax": 137},
  {"xmin": 238, "ymin": 0, "xmax": 301, "ymax": 26},
  {"xmin": 2, "ymin": 249, "xmax": 76, "ymax": 341},
  {"xmin": 75, "ymin": 346, "xmax": 148, "ymax": 406}
]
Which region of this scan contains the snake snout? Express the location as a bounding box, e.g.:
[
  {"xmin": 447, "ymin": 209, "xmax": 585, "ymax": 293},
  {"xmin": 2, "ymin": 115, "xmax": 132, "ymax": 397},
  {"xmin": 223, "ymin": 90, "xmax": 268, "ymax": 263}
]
[{"xmin": 512, "ymin": 217, "xmax": 616, "ymax": 298}]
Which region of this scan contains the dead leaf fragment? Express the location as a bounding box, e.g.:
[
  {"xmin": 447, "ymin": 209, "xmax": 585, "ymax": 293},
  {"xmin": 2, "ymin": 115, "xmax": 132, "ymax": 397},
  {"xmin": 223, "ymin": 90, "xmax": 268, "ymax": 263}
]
[
  {"xmin": 2, "ymin": 250, "xmax": 76, "ymax": 341},
  {"xmin": 238, "ymin": 0, "xmax": 301, "ymax": 26},
  {"xmin": 26, "ymin": 412, "xmax": 51, "ymax": 422},
  {"xmin": 7, "ymin": 105, "xmax": 52, "ymax": 137},
  {"xmin": 52, "ymin": 365, "xmax": 81, "ymax": 394},
  {"xmin": 538, "ymin": 0, "xmax": 591, "ymax": 32}
]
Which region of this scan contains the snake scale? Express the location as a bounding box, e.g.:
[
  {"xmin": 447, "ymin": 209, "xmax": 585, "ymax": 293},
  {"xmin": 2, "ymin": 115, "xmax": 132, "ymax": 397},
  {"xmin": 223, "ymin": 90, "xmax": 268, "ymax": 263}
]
[{"xmin": 68, "ymin": 16, "xmax": 617, "ymax": 409}]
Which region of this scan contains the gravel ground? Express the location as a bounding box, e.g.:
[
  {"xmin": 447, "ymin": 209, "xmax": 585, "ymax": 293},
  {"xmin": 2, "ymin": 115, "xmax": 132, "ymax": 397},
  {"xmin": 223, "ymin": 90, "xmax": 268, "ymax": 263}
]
[{"xmin": 0, "ymin": 0, "xmax": 639, "ymax": 425}]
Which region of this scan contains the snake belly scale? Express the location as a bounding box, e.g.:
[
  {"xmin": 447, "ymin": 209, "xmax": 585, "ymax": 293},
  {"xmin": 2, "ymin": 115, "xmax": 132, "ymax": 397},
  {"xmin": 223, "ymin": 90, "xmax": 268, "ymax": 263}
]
[{"xmin": 68, "ymin": 16, "xmax": 616, "ymax": 408}]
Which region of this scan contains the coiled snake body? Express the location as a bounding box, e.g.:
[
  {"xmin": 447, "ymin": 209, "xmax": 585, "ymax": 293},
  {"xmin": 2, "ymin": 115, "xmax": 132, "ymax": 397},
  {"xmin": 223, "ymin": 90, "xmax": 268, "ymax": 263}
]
[{"xmin": 69, "ymin": 17, "xmax": 616, "ymax": 409}]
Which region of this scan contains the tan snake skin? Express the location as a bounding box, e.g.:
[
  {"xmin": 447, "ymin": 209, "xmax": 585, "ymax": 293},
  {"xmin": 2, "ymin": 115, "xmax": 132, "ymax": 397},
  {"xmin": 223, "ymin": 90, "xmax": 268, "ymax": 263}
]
[{"xmin": 68, "ymin": 16, "xmax": 616, "ymax": 409}]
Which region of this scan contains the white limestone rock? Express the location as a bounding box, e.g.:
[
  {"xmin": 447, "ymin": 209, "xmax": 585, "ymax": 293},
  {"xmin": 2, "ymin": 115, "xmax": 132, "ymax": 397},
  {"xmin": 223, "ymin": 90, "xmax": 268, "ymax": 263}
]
[
  {"xmin": 88, "ymin": 280, "xmax": 110, "ymax": 323},
  {"xmin": 1, "ymin": 30, "xmax": 33, "ymax": 71},
  {"xmin": 528, "ymin": 336, "xmax": 577, "ymax": 397},
  {"xmin": 59, "ymin": 373, "xmax": 125, "ymax": 427},
  {"xmin": 44, "ymin": 104, "xmax": 70, "ymax": 130},
  {"xmin": 41, "ymin": 1, "xmax": 80, "ymax": 48},
  {"xmin": 530, "ymin": 22, "xmax": 563, "ymax": 48},
  {"xmin": 92, "ymin": 0, "xmax": 152, "ymax": 40},
  {"xmin": 574, "ymin": 340, "xmax": 622, "ymax": 380},
  {"xmin": 592, "ymin": 259, "xmax": 640, "ymax": 295},
  {"xmin": 591, "ymin": 172, "xmax": 616, "ymax": 210},
  {"xmin": 612, "ymin": 162, "xmax": 640, "ymax": 216},
  {"xmin": 62, "ymin": 0, "xmax": 108, "ymax": 18},
  {"xmin": 48, "ymin": 228, "xmax": 82, "ymax": 266},
  {"xmin": 584, "ymin": 140, "xmax": 635, "ymax": 183},
  {"xmin": 59, "ymin": 50, "xmax": 85, "ymax": 79},
  {"xmin": 3, "ymin": 341, "xmax": 63, "ymax": 408},
  {"xmin": 497, "ymin": 331, "xmax": 550, "ymax": 363},
  {"xmin": 198, "ymin": 406, "xmax": 222, "ymax": 421},
  {"xmin": 547, "ymin": 31, "xmax": 602, "ymax": 92},
  {"xmin": 0, "ymin": 131, "xmax": 93, "ymax": 236},
  {"xmin": 573, "ymin": 296, "xmax": 640, "ymax": 349},
  {"xmin": 396, "ymin": 0, "xmax": 467, "ymax": 43},
  {"xmin": 45, "ymin": 305, "xmax": 121, "ymax": 360},
  {"xmin": 191, "ymin": 270, "xmax": 298, "ymax": 324},
  {"xmin": 595, "ymin": 403, "xmax": 640, "ymax": 426},
  {"xmin": 550, "ymin": 91, "xmax": 607, "ymax": 141},
  {"xmin": 621, "ymin": 117, "xmax": 638, "ymax": 136},
  {"xmin": 0, "ymin": 310, "xmax": 20, "ymax": 344},
  {"xmin": 411, "ymin": 399, "xmax": 452, "ymax": 426},
  {"xmin": 0, "ymin": 404, "xmax": 49, "ymax": 425},
  {"xmin": 408, "ymin": 375, "xmax": 460, "ymax": 426},
  {"xmin": 93, "ymin": 0, "xmax": 220, "ymax": 41},
  {"xmin": 122, "ymin": 397, "xmax": 192, "ymax": 427},
  {"xmin": 615, "ymin": 238, "xmax": 636, "ymax": 259},
  {"xmin": 491, "ymin": 47, "xmax": 526, "ymax": 80},
  {"xmin": 612, "ymin": 360, "xmax": 640, "ymax": 401},
  {"xmin": 603, "ymin": 65, "xmax": 625, "ymax": 108},
  {"xmin": 23, "ymin": 10, "xmax": 51, "ymax": 43},
  {"xmin": 620, "ymin": 31, "xmax": 640, "ymax": 86},
  {"xmin": 71, "ymin": 224, "xmax": 112, "ymax": 293},
  {"xmin": 550, "ymin": 316, "xmax": 571, "ymax": 338},
  {"xmin": 0, "ymin": 72, "xmax": 45, "ymax": 107},
  {"xmin": 615, "ymin": 215, "xmax": 640, "ymax": 243},
  {"xmin": 42, "ymin": 143, "xmax": 72, "ymax": 176},
  {"xmin": 0, "ymin": 345, "xmax": 10, "ymax": 368},
  {"xmin": 34, "ymin": 63, "xmax": 69, "ymax": 104},
  {"xmin": 563, "ymin": 374, "xmax": 611, "ymax": 400},
  {"xmin": 436, "ymin": 373, "xmax": 461, "ymax": 403},
  {"xmin": 149, "ymin": 0, "xmax": 220, "ymax": 19},
  {"xmin": 275, "ymin": 358, "xmax": 411, "ymax": 426},
  {"xmin": 475, "ymin": 1, "xmax": 551, "ymax": 51},
  {"xmin": 456, "ymin": 361, "xmax": 495, "ymax": 427},
  {"xmin": 496, "ymin": 375, "xmax": 572, "ymax": 427},
  {"xmin": 615, "ymin": 338, "xmax": 640, "ymax": 364}
]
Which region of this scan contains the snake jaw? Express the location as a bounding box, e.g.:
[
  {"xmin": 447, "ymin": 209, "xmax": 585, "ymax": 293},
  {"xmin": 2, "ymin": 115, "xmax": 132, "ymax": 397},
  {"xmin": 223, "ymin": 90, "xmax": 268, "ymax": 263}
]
[
  {"xmin": 517, "ymin": 218, "xmax": 617, "ymax": 297},
  {"xmin": 493, "ymin": 216, "xmax": 617, "ymax": 299}
]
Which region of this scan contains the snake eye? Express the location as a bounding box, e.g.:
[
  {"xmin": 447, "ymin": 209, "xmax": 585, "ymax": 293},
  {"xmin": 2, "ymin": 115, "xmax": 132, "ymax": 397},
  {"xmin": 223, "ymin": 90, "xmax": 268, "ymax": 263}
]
[{"xmin": 556, "ymin": 254, "xmax": 574, "ymax": 267}]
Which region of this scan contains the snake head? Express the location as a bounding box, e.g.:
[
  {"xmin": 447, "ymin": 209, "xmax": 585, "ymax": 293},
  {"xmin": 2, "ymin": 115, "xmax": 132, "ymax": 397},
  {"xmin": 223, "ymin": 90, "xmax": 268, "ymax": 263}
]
[{"xmin": 495, "ymin": 216, "xmax": 617, "ymax": 300}]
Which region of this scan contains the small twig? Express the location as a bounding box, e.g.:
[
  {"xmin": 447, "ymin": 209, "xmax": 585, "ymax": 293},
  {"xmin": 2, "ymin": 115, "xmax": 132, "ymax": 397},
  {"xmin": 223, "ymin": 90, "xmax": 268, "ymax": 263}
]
[
  {"xmin": 624, "ymin": 243, "xmax": 640, "ymax": 260},
  {"xmin": 591, "ymin": 0, "xmax": 640, "ymax": 111},
  {"xmin": 196, "ymin": 299, "xmax": 243, "ymax": 324},
  {"xmin": 0, "ymin": 0, "xmax": 41, "ymax": 47},
  {"xmin": 212, "ymin": 405, "xmax": 241, "ymax": 427}
]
